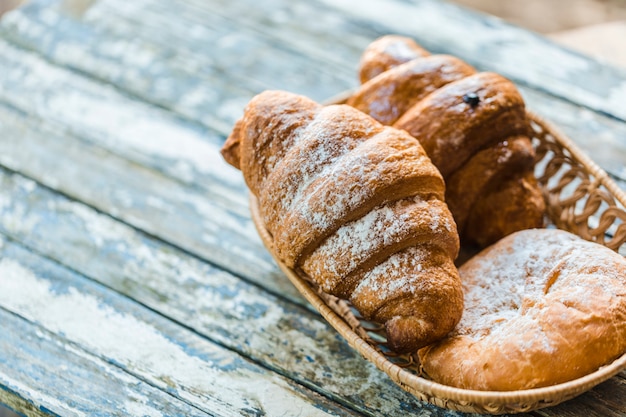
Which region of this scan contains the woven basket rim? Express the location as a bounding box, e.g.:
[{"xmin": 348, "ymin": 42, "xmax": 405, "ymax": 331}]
[
  {"xmin": 527, "ymin": 110, "xmax": 626, "ymax": 209},
  {"xmin": 250, "ymin": 194, "xmax": 626, "ymax": 412},
  {"xmin": 247, "ymin": 102, "xmax": 626, "ymax": 413}
]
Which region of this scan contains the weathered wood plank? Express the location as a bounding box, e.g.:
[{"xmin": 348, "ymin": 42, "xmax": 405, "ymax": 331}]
[
  {"xmin": 178, "ymin": 0, "xmax": 372, "ymax": 70},
  {"xmin": 1, "ymin": 175, "xmax": 624, "ymax": 415},
  {"xmin": 305, "ymin": 0, "xmax": 626, "ymax": 122},
  {"xmin": 2, "ymin": 174, "xmax": 625, "ymax": 416},
  {"xmin": 85, "ymin": 0, "xmax": 352, "ymax": 101},
  {"xmin": 0, "ymin": 0, "xmax": 254, "ymax": 134},
  {"xmin": 0, "ymin": 0, "xmax": 351, "ymax": 129},
  {"xmin": 7, "ymin": 0, "xmax": 626, "ymax": 124},
  {"xmin": 1, "ymin": 6, "xmax": 625, "ymax": 185},
  {"xmin": 0, "ymin": 39, "xmax": 624, "ymax": 216},
  {"xmin": 0, "ymin": 30, "xmax": 624, "ymax": 303},
  {"xmin": 535, "ymin": 374, "xmax": 626, "ymax": 417},
  {"xmin": 1, "ymin": 2, "xmax": 614, "ymax": 414},
  {"xmin": 0, "ymin": 170, "xmax": 477, "ymax": 417},
  {"xmin": 2, "ymin": 66, "xmax": 617, "ymax": 318},
  {"xmin": 0, "ymin": 39, "xmax": 248, "ymax": 207},
  {"xmin": 3, "ymin": 149, "xmax": 624, "ymax": 417},
  {"xmin": 0, "ymin": 308, "xmax": 212, "ymax": 417},
  {"xmin": 0, "ymin": 237, "xmax": 362, "ymax": 417},
  {"xmin": 0, "ymin": 100, "xmax": 304, "ymax": 303}
]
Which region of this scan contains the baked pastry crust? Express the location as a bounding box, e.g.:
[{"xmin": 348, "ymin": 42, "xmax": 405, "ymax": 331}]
[
  {"xmin": 358, "ymin": 35, "xmax": 430, "ymax": 84},
  {"xmin": 348, "ymin": 55, "xmax": 475, "ymax": 125},
  {"xmin": 222, "ymin": 90, "xmax": 463, "ymax": 353},
  {"xmin": 394, "ymin": 72, "xmax": 530, "ymax": 178},
  {"xmin": 351, "ymin": 35, "xmax": 546, "ymax": 246},
  {"xmin": 419, "ymin": 229, "xmax": 626, "ymax": 390}
]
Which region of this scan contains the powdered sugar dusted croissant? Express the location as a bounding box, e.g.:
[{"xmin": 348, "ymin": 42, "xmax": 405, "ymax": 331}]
[
  {"xmin": 221, "ymin": 90, "xmax": 463, "ymax": 353},
  {"xmin": 350, "ymin": 35, "xmax": 545, "ymax": 247}
]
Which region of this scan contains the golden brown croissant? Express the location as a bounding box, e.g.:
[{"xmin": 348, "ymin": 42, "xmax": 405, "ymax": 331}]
[
  {"xmin": 221, "ymin": 90, "xmax": 463, "ymax": 353},
  {"xmin": 349, "ymin": 35, "xmax": 546, "ymax": 247}
]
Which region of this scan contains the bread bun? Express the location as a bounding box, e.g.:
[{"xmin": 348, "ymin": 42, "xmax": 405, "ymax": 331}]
[
  {"xmin": 351, "ymin": 35, "xmax": 546, "ymax": 247},
  {"xmin": 358, "ymin": 35, "xmax": 430, "ymax": 84},
  {"xmin": 348, "ymin": 55, "xmax": 475, "ymax": 125},
  {"xmin": 419, "ymin": 229, "xmax": 626, "ymax": 391}
]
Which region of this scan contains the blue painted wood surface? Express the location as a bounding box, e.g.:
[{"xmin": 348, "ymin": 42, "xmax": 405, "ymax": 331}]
[
  {"xmin": 0, "ymin": 237, "xmax": 361, "ymax": 417},
  {"xmin": 0, "ymin": 0, "xmax": 625, "ymax": 416},
  {"xmin": 0, "ymin": 306, "xmax": 211, "ymax": 417}
]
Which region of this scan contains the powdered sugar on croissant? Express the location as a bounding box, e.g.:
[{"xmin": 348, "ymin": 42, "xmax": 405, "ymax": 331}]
[{"xmin": 222, "ymin": 90, "xmax": 463, "ymax": 352}]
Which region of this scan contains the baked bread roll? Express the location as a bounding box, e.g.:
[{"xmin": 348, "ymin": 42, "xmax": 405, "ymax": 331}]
[
  {"xmin": 419, "ymin": 229, "xmax": 626, "ymax": 391},
  {"xmin": 358, "ymin": 35, "xmax": 430, "ymax": 84},
  {"xmin": 350, "ymin": 35, "xmax": 546, "ymax": 246},
  {"xmin": 221, "ymin": 90, "xmax": 464, "ymax": 353},
  {"xmin": 349, "ymin": 55, "xmax": 475, "ymax": 125}
]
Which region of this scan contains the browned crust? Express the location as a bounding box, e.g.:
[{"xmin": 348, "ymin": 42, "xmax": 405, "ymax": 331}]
[
  {"xmin": 259, "ymin": 105, "xmax": 383, "ymax": 236},
  {"xmin": 225, "ymin": 90, "xmax": 320, "ymax": 195},
  {"xmin": 464, "ymin": 173, "xmax": 546, "ymax": 247},
  {"xmin": 394, "ymin": 72, "xmax": 530, "ymax": 178},
  {"xmin": 351, "ymin": 245, "xmax": 464, "ymax": 352},
  {"xmin": 272, "ymin": 126, "xmax": 445, "ymax": 268},
  {"xmin": 299, "ymin": 197, "xmax": 459, "ymax": 298},
  {"xmin": 358, "ymin": 35, "xmax": 430, "ymax": 84},
  {"xmin": 222, "ymin": 90, "xmax": 463, "ymax": 353},
  {"xmin": 348, "ymin": 55, "xmax": 476, "ymax": 125},
  {"xmin": 419, "ymin": 229, "xmax": 626, "ymax": 391},
  {"xmin": 445, "ymin": 136, "xmax": 536, "ymax": 235}
]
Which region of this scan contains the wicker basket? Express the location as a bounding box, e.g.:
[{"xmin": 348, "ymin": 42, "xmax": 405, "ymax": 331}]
[{"xmin": 249, "ymin": 109, "xmax": 626, "ymax": 414}]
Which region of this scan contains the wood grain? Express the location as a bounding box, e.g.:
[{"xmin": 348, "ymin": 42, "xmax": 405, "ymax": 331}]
[
  {"xmin": 0, "ymin": 308, "xmax": 211, "ymax": 417},
  {"xmin": 315, "ymin": 0, "xmax": 626, "ymax": 122},
  {"xmin": 0, "ymin": 38, "xmax": 249, "ymax": 204},
  {"xmin": 0, "ymin": 0, "xmax": 625, "ymax": 415},
  {"xmin": 0, "ymin": 169, "xmax": 471, "ymax": 417},
  {"xmin": 0, "ymin": 237, "xmax": 362, "ymax": 417},
  {"xmin": 0, "ymin": 98, "xmax": 299, "ymax": 302},
  {"xmin": 0, "ymin": 0, "xmax": 352, "ymax": 129},
  {"xmin": 1, "ymin": 1, "xmax": 625, "ymax": 186}
]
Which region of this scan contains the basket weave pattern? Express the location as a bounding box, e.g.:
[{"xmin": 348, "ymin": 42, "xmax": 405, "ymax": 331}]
[
  {"xmin": 250, "ymin": 111, "xmax": 626, "ymax": 414},
  {"xmin": 531, "ymin": 114, "xmax": 626, "ymax": 253}
]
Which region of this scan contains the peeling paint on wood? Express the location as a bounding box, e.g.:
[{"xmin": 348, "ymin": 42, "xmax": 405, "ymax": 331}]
[
  {"xmin": 0, "ymin": 239, "xmax": 360, "ymax": 417},
  {"xmin": 0, "ymin": 0, "xmax": 350, "ymax": 124},
  {"xmin": 0, "ymin": 39, "xmax": 248, "ymax": 199},
  {"xmin": 0, "ymin": 170, "xmax": 460, "ymax": 417},
  {"xmin": 0, "ymin": 102, "xmax": 299, "ymax": 302},
  {"xmin": 6, "ymin": 0, "xmax": 626, "ymax": 123},
  {"xmin": 314, "ymin": 0, "xmax": 626, "ymax": 122},
  {"xmin": 0, "ymin": 309, "xmax": 208, "ymax": 417},
  {"xmin": 0, "ymin": 0, "xmax": 625, "ymax": 415},
  {"xmin": 0, "ymin": 5, "xmax": 624, "ymax": 187}
]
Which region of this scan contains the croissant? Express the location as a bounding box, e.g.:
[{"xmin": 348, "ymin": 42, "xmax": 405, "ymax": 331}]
[
  {"xmin": 349, "ymin": 35, "xmax": 545, "ymax": 247},
  {"xmin": 221, "ymin": 90, "xmax": 464, "ymax": 353}
]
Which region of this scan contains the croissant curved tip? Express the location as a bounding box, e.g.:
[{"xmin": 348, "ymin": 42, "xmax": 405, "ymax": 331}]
[
  {"xmin": 385, "ymin": 315, "xmax": 438, "ymax": 353},
  {"xmin": 221, "ymin": 119, "xmax": 243, "ymax": 169}
]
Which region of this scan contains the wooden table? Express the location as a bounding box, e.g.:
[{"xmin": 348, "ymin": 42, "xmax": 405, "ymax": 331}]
[{"xmin": 0, "ymin": 0, "xmax": 625, "ymax": 416}]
